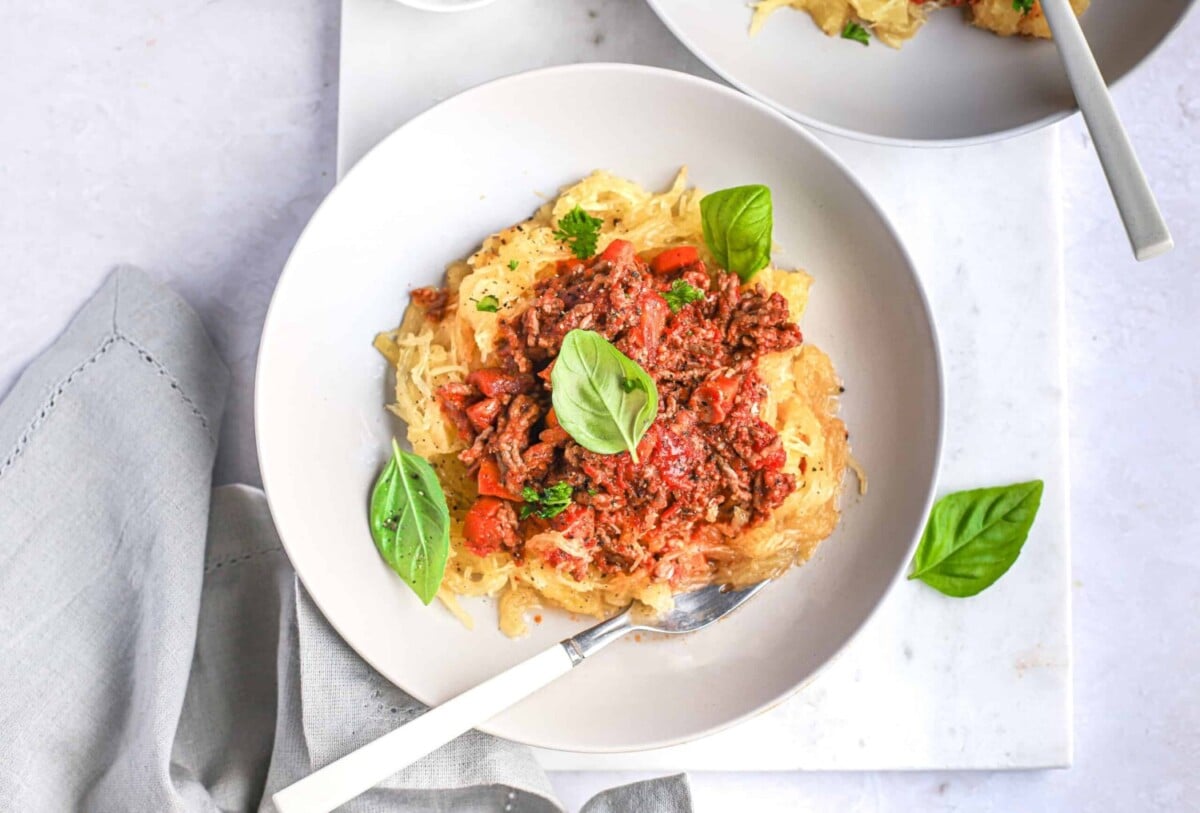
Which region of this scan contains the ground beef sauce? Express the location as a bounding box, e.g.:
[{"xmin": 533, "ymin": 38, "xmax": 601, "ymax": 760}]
[{"xmin": 435, "ymin": 239, "xmax": 802, "ymax": 587}]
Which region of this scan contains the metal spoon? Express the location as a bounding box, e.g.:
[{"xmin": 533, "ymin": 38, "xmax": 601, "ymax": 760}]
[
  {"xmin": 272, "ymin": 580, "xmax": 770, "ymax": 813},
  {"xmin": 1039, "ymin": 0, "xmax": 1172, "ymax": 261}
]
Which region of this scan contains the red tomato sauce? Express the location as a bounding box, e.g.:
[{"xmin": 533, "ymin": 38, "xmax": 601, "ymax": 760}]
[{"xmin": 437, "ymin": 241, "xmax": 803, "ymax": 585}]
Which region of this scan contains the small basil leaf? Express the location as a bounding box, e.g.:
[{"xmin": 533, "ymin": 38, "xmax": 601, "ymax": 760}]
[
  {"xmin": 476, "ymin": 295, "xmax": 499, "ymax": 313},
  {"xmin": 700, "ymin": 185, "xmax": 773, "ymax": 283},
  {"xmin": 369, "ymin": 438, "xmax": 451, "ymax": 605},
  {"xmin": 551, "ymin": 329, "xmax": 658, "ymax": 463},
  {"xmin": 841, "ymin": 21, "xmax": 870, "ymax": 45},
  {"xmin": 909, "ymin": 480, "xmax": 1044, "ymax": 597}
]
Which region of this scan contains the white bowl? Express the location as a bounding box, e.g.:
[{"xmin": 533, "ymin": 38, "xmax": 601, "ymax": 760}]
[
  {"xmin": 255, "ymin": 63, "xmax": 943, "ymax": 751},
  {"xmin": 646, "ymin": 0, "xmax": 1195, "ymax": 145},
  {"xmin": 393, "ymin": 0, "xmax": 498, "ymax": 12}
]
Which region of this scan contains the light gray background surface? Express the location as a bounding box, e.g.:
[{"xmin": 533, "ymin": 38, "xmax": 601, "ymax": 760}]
[{"xmin": 2, "ymin": 1, "xmax": 1196, "ymax": 810}]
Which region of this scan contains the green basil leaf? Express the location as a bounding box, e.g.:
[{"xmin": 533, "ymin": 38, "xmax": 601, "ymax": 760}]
[
  {"xmin": 476, "ymin": 294, "xmax": 499, "ymax": 313},
  {"xmin": 841, "ymin": 21, "xmax": 870, "ymax": 45},
  {"xmin": 909, "ymin": 480, "xmax": 1044, "ymax": 597},
  {"xmin": 551, "ymin": 329, "xmax": 658, "ymax": 463},
  {"xmin": 700, "ymin": 185, "xmax": 773, "ymax": 283},
  {"xmin": 369, "ymin": 438, "xmax": 451, "ymax": 605}
]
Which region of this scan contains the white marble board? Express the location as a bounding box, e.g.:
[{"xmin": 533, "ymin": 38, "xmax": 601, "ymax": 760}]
[{"xmin": 339, "ymin": 0, "xmax": 1071, "ymax": 771}]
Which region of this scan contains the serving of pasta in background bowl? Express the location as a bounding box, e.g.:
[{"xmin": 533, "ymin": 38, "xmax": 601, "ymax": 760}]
[
  {"xmin": 646, "ymin": 0, "xmax": 1193, "ymax": 144},
  {"xmin": 255, "ymin": 64, "xmax": 942, "ymax": 750}
]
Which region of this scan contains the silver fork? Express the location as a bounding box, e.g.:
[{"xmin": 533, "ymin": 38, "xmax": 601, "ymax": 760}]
[
  {"xmin": 272, "ymin": 580, "xmax": 770, "ymax": 813},
  {"xmin": 1039, "ymin": 0, "xmax": 1172, "ymax": 261}
]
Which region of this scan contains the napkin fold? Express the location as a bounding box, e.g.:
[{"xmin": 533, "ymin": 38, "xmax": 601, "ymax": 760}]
[{"xmin": 0, "ymin": 267, "xmax": 692, "ymax": 813}]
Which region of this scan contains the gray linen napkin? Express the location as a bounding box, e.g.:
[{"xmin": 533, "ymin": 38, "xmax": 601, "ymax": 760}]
[{"xmin": 0, "ymin": 267, "xmax": 692, "ymax": 813}]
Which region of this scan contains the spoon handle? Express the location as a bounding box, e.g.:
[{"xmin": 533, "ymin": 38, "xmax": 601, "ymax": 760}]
[
  {"xmin": 272, "ymin": 643, "xmax": 575, "ymax": 813},
  {"xmin": 1040, "ymin": 0, "xmax": 1172, "ymax": 261}
]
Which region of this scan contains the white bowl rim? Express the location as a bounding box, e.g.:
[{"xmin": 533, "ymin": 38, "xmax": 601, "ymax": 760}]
[
  {"xmin": 255, "ymin": 61, "xmax": 946, "ymax": 750},
  {"xmin": 392, "ymin": 0, "xmax": 499, "ymax": 13},
  {"xmin": 645, "ymin": 0, "xmax": 1200, "ymax": 148}
]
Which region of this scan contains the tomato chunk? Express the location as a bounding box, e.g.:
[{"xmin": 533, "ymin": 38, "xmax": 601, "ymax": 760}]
[
  {"xmin": 477, "ymin": 458, "xmax": 522, "ymax": 501},
  {"xmin": 630, "ymin": 292, "xmax": 670, "ymax": 353},
  {"xmin": 463, "ymin": 497, "xmax": 516, "ymax": 556},
  {"xmin": 651, "ymin": 428, "xmax": 697, "ymax": 491},
  {"xmin": 596, "ymin": 239, "xmax": 636, "ymax": 266},
  {"xmin": 465, "ymin": 397, "xmax": 501, "ymax": 432},
  {"xmin": 467, "ymin": 368, "xmax": 529, "ymax": 398},
  {"xmin": 689, "ymin": 375, "xmax": 740, "ymax": 423},
  {"xmin": 435, "ymin": 383, "xmax": 476, "ymax": 440},
  {"xmin": 757, "ymin": 444, "xmax": 787, "ymax": 472},
  {"xmin": 650, "ymin": 246, "xmax": 700, "ymax": 275}
]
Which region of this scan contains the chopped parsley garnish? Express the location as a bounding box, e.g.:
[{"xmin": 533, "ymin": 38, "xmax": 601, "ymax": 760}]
[
  {"xmin": 476, "ymin": 295, "xmax": 499, "ymax": 313},
  {"xmin": 553, "ymin": 206, "xmax": 604, "ymax": 259},
  {"xmin": 520, "ymin": 482, "xmax": 574, "ymax": 519},
  {"xmin": 841, "ymin": 21, "xmax": 870, "ymax": 45},
  {"xmin": 663, "ymin": 279, "xmax": 705, "ymax": 313},
  {"xmin": 1012, "ymin": 0, "xmax": 1035, "ymax": 12},
  {"xmin": 507, "ymin": 259, "xmax": 519, "ymax": 271}
]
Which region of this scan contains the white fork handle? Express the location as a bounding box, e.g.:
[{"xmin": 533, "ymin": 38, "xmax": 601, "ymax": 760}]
[
  {"xmin": 1040, "ymin": 0, "xmax": 1172, "ymax": 261},
  {"xmin": 272, "ymin": 644, "xmax": 574, "ymax": 813}
]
